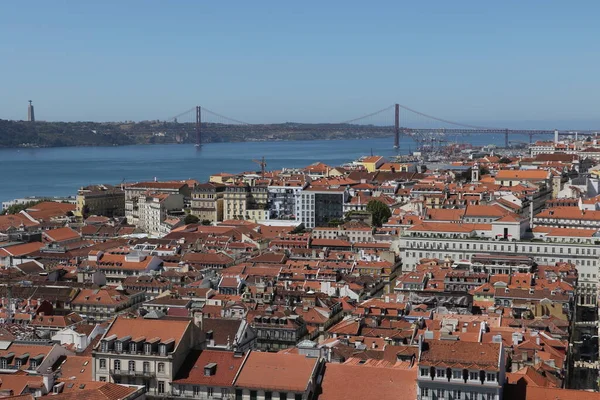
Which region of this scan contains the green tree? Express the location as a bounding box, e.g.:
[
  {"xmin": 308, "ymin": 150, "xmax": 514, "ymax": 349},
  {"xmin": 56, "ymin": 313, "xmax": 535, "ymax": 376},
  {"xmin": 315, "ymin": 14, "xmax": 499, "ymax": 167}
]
[
  {"xmin": 184, "ymin": 214, "xmax": 200, "ymax": 225},
  {"xmin": 366, "ymin": 200, "xmax": 391, "ymax": 227},
  {"xmin": 201, "ymin": 219, "xmax": 212, "ymax": 226},
  {"xmin": 499, "ymin": 157, "xmax": 512, "ymax": 164},
  {"xmin": 328, "ymin": 218, "xmax": 343, "ymax": 227},
  {"xmin": 291, "ymin": 223, "xmax": 306, "ymax": 234}
]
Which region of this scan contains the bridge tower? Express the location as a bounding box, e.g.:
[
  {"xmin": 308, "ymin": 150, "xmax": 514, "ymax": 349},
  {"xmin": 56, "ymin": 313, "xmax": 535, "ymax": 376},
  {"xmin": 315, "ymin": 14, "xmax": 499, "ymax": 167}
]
[
  {"xmin": 394, "ymin": 104, "xmax": 400, "ymax": 149},
  {"xmin": 195, "ymin": 106, "xmax": 202, "ymax": 148},
  {"xmin": 504, "ymin": 128, "xmax": 509, "ymax": 148}
]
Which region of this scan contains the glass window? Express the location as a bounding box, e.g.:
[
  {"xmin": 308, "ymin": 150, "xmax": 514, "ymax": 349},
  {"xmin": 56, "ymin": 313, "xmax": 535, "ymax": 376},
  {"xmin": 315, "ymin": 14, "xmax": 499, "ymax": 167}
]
[
  {"xmin": 99, "ymin": 359, "xmax": 107, "ymax": 369},
  {"xmin": 158, "ymin": 362, "xmax": 165, "ymax": 373},
  {"xmin": 113, "ymin": 360, "xmax": 121, "ymax": 371}
]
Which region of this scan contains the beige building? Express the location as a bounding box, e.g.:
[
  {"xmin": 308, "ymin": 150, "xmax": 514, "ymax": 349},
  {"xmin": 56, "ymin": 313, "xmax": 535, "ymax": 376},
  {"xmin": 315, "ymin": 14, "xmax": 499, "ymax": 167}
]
[
  {"xmin": 191, "ymin": 183, "xmax": 225, "ymax": 222},
  {"xmin": 93, "ymin": 315, "xmax": 195, "ymax": 397},
  {"xmin": 75, "ymin": 185, "xmax": 125, "ymax": 218},
  {"xmin": 223, "ymin": 184, "xmax": 269, "ymax": 221}
]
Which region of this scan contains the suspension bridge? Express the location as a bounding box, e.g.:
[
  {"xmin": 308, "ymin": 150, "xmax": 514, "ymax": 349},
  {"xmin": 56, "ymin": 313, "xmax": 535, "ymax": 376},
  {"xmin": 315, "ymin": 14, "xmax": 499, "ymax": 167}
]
[{"xmin": 166, "ymin": 104, "xmax": 599, "ymax": 150}]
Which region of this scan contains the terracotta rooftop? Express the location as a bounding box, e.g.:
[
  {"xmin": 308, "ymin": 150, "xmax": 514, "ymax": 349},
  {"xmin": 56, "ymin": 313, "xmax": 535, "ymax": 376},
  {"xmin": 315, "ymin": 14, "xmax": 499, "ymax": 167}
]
[
  {"xmin": 319, "ymin": 363, "xmax": 416, "ymax": 400},
  {"xmin": 234, "ymin": 352, "xmax": 318, "ymax": 392},
  {"xmin": 174, "ymin": 350, "xmax": 244, "ymax": 387},
  {"xmin": 419, "ymin": 340, "xmax": 501, "ymax": 370}
]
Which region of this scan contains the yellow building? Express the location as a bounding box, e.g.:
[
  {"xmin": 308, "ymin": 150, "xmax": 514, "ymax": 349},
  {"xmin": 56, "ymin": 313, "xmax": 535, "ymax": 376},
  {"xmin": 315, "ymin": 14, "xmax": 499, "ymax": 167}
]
[
  {"xmin": 223, "ymin": 184, "xmax": 269, "ymax": 221},
  {"xmin": 75, "ymin": 185, "xmax": 125, "ymax": 218},
  {"xmin": 359, "ymin": 156, "xmax": 385, "ymax": 172},
  {"xmin": 190, "ymin": 183, "xmax": 225, "ymax": 222}
]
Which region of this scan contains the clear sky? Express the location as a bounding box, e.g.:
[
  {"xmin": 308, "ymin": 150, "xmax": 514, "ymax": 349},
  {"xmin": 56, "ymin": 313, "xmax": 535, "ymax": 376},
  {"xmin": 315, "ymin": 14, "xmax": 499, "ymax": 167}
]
[{"xmin": 2, "ymin": 1, "xmax": 599, "ymax": 128}]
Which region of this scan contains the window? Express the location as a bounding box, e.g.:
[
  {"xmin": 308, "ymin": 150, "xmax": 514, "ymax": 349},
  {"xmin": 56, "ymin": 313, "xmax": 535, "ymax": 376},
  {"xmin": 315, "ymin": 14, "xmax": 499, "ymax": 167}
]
[
  {"xmin": 469, "ymin": 371, "xmax": 478, "ymax": 380},
  {"xmin": 158, "ymin": 381, "xmax": 165, "ymax": 394},
  {"xmin": 143, "ymin": 362, "xmax": 150, "ymax": 373},
  {"xmin": 250, "ymin": 391, "xmax": 257, "ymax": 400},
  {"xmin": 99, "ymin": 359, "xmax": 107, "ymax": 370},
  {"xmin": 453, "ymin": 370, "xmax": 462, "ymax": 379},
  {"xmin": 144, "ymin": 344, "xmax": 152, "ymax": 354},
  {"xmin": 101, "ymin": 341, "xmax": 108, "ymax": 352},
  {"xmin": 280, "ymin": 393, "xmax": 287, "ymax": 400},
  {"xmin": 222, "ymin": 389, "xmax": 229, "ymax": 398},
  {"xmin": 115, "ymin": 341, "xmax": 123, "ymax": 352},
  {"xmin": 0, "ymin": 359, "xmax": 6, "ymax": 369},
  {"xmin": 421, "ymin": 368, "xmax": 428, "ymax": 376},
  {"xmin": 15, "ymin": 360, "xmax": 21, "ymax": 368},
  {"xmin": 437, "ymin": 389, "xmax": 445, "ymax": 398},
  {"xmin": 236, "ymin": 389, "xmax": 243, "ymax": 400},
  {"xmin": 129, "ymin": 343, "xmax": 137, "ymax": 353},
  {"xmin": 193, "ymin": 387, "xmax": 200, "ymax": 396},
  {"xmin": 453, "ymin": 390, "xmax": 462, "ymax": 399},
  {"xmin": 265, "ymin": 392, "xmax": 272, "ymax": 400},
  {"xmin": 113, "ymin": 360, "xmax": 121, "ymax": 371},
  {"xmin": 30, "ymin": 360, "xmax": 37, "ymax": 369},
  {"xmin": 436, "ymin": 368, "xmax": 445, "ymax": 378},
  {"xmin": 159, "ymin": 344, "xmax": 166, "ymax": 356},
  {"xmin": 421, "ymin": 388, "xmax": 429, "ymax": 396},
  {"xmin": 486, "ymin": 373, "xmax": 495, "ymax": 382},
  {"xmin": 99, "ymin": 377, "xmax": 106, "ymax": 382},
  {"xmin": 158, "ymin": 362, "xmax": 165, "ymax": 373},
  {"xmin": 128, "ymin": 361, "xmax": 135, "ymax": 372},
  {"xmin": 207, "ymin": 388, "xmax": 213, "ymax": 397}
]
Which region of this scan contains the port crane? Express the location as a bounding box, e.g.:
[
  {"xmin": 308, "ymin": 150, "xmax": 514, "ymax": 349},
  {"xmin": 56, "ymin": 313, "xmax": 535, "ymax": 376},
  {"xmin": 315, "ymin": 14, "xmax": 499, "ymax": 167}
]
[{"xmin": 252, "ymin": 156, "xmax": 267, "ymax": 178}]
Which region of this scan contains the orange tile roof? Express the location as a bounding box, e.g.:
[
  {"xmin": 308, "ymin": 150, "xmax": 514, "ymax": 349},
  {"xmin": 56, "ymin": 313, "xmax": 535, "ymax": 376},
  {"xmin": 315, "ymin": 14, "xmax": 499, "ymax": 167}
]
[
  {"xmin": 174, "ymin": 350, "xmax": 244, "ymax": 387},
  {"xmin": 101, "ymin": 315, "xmax": 190, "ymax": 348},
  {"xmin": 319, "ymin": 363, "xmax": 416, "ymax": 400},
  {"xmin": 535, "ymin": 207, "xmax": 600, "ymax": 221},
  {"xmin": 234, "ymin": 352, "xmax": 318, "ymax": 392},
  {"xmin": 495, "ymin": 170, "xmax": 549, "ymax": 180},
  {"xmin": 56, "ymin": 355, "xmax": 93, "ymax": 381},
  {"xmin": 419, "ymin": 341, "xmax": 500, "ymax": 370},
  {"xmin": 43, "ymin": 227, "xmax": 81, "ymax": 242},
  {"xmin": 0, "ymin": 241, "xmax": 44, "ymax": 257}
]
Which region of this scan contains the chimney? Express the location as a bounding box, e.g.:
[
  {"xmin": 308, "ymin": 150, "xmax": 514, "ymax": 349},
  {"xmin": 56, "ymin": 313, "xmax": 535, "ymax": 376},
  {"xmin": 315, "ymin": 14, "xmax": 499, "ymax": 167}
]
[{"xmin": 42, "ymin": 368, "xmax": 55, "ymax": 393}]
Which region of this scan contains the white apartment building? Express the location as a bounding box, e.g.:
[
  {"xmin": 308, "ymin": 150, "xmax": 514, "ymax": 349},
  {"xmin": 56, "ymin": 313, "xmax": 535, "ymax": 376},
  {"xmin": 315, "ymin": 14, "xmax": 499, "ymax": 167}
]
[{"xmin": 138, "ymin": 193, "xmax": 184, "ymax": 237}]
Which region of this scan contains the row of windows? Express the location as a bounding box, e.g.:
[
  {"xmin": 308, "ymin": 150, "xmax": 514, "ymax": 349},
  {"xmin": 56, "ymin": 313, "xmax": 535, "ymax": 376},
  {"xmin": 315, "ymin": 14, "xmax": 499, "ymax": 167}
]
[
  {"xmin": 406, "ymin": 240, "xmax": 598, "ymax": 255},
  {"xmin": 422, "ymin": 368, "xmax": 496, "ymax": 382},
  {"xmin": 420, "ymin": 388, "xmax": 495, "ymax": 400},
  {"xmin": 99, "ymin": 359, "xmax": 166, "ymax": 373}
]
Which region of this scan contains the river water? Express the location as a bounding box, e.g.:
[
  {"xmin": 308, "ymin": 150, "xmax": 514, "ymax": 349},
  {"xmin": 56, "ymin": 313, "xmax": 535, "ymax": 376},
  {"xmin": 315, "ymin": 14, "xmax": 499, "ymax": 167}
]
[{"xmin": 0, "ymin": 133, "xmax": 545, "ymax": 202}]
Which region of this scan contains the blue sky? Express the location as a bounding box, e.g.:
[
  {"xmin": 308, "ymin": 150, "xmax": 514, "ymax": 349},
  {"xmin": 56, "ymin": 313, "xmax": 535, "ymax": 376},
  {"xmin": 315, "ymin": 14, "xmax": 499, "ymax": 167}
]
[{"xmin": 1, "ymin": 1, "xmax": 599, "ymax": 128}]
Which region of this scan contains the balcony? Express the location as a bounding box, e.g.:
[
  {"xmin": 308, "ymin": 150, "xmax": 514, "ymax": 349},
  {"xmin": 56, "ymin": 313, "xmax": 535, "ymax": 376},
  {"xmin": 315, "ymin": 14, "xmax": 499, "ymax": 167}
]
[{"xmin": 110, "ymin": 369, "xmax": 155, "ymax": 378}]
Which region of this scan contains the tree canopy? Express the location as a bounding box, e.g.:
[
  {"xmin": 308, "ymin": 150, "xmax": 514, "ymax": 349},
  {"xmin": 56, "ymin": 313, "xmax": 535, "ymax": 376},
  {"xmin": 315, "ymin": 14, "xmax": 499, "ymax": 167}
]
[
  {"xmin": 366, "ymin": 200, "xmax": 391, "ymax": 227},
  {"xmin": 184, "ymin": 214, "xmax": 200, "ymax": 225}
]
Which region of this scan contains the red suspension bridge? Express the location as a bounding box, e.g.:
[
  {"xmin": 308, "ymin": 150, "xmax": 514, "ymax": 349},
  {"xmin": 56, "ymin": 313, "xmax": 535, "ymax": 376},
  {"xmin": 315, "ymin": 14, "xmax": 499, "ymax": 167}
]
[{"xmin": 167, "ymin": 104, "xmax": 599, "ymax": 150}]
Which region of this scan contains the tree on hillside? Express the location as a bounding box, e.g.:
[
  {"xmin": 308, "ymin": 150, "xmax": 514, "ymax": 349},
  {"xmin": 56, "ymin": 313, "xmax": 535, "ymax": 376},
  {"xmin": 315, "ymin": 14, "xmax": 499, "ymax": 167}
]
[
  {"xmin": 366, "ymin": 200, "xmax": 391, "ymax": 227},
  {"xmin": 184, "ymin": 214, "xmax": 200, "ymax": 225}
]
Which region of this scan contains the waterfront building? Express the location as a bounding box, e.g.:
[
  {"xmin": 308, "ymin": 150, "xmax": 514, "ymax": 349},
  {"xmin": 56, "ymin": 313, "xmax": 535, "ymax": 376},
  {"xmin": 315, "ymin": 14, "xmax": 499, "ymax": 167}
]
[
  {"xmin": 75, "ymin": 184, "xmax": 125, "ymax": 218},
  {"xmin": 190, "ymin": 182, "xmax": 225, "ymax": 223}
]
